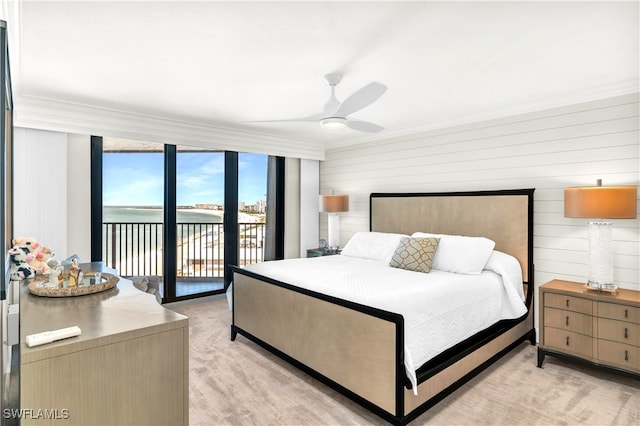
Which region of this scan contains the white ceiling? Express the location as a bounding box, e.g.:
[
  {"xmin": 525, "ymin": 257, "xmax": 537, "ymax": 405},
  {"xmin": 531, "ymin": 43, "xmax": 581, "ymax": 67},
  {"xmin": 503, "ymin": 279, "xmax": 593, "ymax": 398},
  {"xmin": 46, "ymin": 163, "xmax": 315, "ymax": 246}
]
[{"xmin": 4, "ymin": 1, "xmax": 639, "ymax": 153}]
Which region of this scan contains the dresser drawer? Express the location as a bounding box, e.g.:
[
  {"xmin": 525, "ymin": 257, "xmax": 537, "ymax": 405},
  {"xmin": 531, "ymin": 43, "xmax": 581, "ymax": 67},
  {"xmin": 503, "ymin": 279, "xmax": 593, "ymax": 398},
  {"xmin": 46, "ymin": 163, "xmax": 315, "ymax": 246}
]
[
  {"xmin": 544, "ymin": 328, "xmax": 593, "ymax": 359},
  {"xmin": 544, "ymin": 307, "xmax": 593, "ymax": 336},
  {"xmin": 545, "ymin": 293, "xmax": 592, "ymax": 315},
  {"xmin": 597, "ymin": 340, "xmax": 640, "ymax": 373},
  {"xmin": 598, "ymin": 318, "xmax": 640, "ymax": 347},
  {"xmin": 598, "ymin": 302, "xmax": 640, "ymax": 324}
]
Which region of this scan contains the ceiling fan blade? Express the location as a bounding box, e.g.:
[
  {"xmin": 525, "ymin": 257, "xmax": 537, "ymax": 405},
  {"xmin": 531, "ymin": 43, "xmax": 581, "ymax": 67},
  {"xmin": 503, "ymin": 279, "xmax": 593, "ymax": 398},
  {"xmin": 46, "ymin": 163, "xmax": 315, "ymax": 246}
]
[
  {"xmin": 346, "ymin": 119, "xmax": 384, "ymax": 133},
  {"xmin": 247, "ymin": 112, "xmax": 325, "ymax": 123},
  {"xmin": 334, "ymin": 82, "xmax": 387, "ymax": 117}
]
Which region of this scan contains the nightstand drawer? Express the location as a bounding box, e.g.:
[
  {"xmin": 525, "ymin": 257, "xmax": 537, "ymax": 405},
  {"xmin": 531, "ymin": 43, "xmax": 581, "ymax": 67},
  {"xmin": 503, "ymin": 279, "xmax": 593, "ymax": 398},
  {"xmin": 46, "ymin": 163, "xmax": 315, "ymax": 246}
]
[
  {"xmin": 544, "ymin": 307, "xmax": 592, "ymax": 336},
  {"xmin": 545, "ymin": 293, "xmax": 592, "ymax": 315},
  {"xmin": 598, "ymin": 302, "xmax": 640, "ymax": 323},
  {"xmin": 598, "ymin": 318, "xmax": 640, "ymax": 347},
  {"xmin": 544, "ymin": 328, "xmax": 593, "ymax": 358},
  {"xmin": 597, "ymin": 340, "xmax": 640, "ymax": 373}
]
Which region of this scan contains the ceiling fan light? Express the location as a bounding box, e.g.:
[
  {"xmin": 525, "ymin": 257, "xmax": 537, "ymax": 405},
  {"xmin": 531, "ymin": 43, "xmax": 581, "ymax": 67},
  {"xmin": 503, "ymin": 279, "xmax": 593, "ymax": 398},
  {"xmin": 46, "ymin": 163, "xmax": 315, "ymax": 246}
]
[{"xmin": 320, "ymin": 117, "xmax": 347, "ymax": 129}]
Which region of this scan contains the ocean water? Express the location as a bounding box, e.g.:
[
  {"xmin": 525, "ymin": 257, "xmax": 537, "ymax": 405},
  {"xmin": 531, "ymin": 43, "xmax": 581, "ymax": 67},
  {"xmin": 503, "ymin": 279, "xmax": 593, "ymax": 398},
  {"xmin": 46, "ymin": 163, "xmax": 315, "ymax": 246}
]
[{"xmin": 103, "ymin": 206, "xmax": 223, "ymax": 223}]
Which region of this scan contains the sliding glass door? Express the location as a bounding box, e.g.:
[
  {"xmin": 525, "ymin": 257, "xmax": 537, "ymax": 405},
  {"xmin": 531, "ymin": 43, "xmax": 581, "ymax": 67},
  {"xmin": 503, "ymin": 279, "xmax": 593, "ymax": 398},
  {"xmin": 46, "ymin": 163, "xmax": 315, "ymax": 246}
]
[
  {"xmin": 94, "ymin": 137, "xmax": 272, "ymax": 303},
  {"xmin": 101, "ymin": 139, "xmax": 165, "ymax": 279},
  {"xmin": 175, "ymin": 147, "xmax": 226, "ymax": 297}
]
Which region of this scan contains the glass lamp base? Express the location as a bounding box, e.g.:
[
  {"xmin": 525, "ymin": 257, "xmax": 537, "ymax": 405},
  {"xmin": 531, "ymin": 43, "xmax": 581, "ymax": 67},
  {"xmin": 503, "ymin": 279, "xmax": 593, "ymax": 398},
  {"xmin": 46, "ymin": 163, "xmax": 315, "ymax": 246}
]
[
  {"xmin": 587, "ymin": 221, "xmax": 614, "ymax": 289},
  {"xmin": 327, "ymin": 213, "xmax": 341, "ymax": 252}
]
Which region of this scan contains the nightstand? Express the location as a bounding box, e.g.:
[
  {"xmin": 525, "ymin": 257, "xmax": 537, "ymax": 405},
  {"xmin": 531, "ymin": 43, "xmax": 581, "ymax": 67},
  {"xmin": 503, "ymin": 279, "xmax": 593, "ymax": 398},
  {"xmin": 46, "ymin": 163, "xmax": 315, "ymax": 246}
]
[
  {"xmin": 306, "ymin": 248, "xmax": 340, "ymax": 257},
  {"xmin": 537, "ymin": 279, "xmax": 640, "ymax": 378}
]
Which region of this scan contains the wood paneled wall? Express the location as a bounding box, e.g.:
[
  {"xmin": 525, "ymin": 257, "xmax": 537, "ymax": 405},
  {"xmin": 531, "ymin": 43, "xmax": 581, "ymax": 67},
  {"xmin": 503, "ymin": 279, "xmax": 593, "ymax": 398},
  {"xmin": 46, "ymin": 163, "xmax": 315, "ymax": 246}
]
[
  {"xmin": 14, "ymin": 128, "xmax": 69, "ymax": 255},
  {"xmin": 320, "ymin": 94, "xmax": 639, "ymax": 293}
]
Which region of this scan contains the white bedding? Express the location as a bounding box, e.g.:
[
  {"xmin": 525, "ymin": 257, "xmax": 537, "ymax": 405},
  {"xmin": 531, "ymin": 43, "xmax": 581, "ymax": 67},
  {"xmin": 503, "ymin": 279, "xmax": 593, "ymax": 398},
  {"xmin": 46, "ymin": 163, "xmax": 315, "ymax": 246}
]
[{"xmin": 242, "ymin": 254, "xmax": 527, "ymax": 393}]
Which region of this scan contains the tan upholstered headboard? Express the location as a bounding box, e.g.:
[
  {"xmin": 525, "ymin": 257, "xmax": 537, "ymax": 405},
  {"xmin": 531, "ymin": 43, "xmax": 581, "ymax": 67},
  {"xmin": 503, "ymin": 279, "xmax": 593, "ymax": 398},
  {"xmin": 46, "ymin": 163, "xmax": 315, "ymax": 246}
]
[{"xmin": 370, "ymin": 189, "xmax": 534, "ymax": 284}]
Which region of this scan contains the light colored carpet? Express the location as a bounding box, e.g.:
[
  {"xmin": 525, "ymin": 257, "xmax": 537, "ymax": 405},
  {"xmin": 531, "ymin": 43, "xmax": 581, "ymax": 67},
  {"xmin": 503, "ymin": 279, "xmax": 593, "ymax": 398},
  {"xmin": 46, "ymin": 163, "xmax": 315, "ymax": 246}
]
[{"xmin": 170, "ymin": 298, "xmax": 639, "ymax": 426}]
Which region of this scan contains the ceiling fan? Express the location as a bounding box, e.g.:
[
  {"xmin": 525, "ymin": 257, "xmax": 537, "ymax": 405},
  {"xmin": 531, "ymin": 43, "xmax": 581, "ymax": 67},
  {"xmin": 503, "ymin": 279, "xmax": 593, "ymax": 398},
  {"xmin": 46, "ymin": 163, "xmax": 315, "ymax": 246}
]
[{"xmin": 258, "ymin": 74, "xmax": 387, "ymax": 132}]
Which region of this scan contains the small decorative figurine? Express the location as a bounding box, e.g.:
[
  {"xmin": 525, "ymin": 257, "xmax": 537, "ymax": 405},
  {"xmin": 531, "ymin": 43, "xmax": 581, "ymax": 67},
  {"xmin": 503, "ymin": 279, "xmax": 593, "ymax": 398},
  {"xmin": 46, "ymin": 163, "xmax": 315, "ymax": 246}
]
[
  {"xmin": 47, "ymin": 260, "xmax": 63, "ymax": 289},
  {"xmin": 68, "ymin": 258, "xmax": 81, "ymax": 288}
]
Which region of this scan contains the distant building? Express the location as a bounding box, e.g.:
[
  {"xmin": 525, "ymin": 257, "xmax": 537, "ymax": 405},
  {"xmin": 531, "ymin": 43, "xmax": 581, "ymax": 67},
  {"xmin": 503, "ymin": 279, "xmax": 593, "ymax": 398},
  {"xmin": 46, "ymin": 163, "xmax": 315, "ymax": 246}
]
[
  {"xmin": 239, "ymin": 199, "xmax": 266, "ymax": 214},
  {"xmin": 192, "ymin": 200, "xmax": 265, "ymax": 212},
  {"xmin": 194, "ymin": 203, "xmax": 223, "ymax": 210}
]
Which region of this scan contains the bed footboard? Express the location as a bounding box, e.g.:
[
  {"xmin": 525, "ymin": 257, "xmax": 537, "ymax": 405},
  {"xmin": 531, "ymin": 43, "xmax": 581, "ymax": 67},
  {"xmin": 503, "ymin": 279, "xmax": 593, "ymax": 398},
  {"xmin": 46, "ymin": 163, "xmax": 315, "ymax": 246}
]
[
  {"xmin": 232, "ymin": 269, "xmax": 405, "ymax": 418},
  {"xmin": 404, "ymin": 308, "xmax": 534, "ymax": 419},
  {"xmin": 231, "ymin": 269, "xmax": 534, "ymax": 425}
]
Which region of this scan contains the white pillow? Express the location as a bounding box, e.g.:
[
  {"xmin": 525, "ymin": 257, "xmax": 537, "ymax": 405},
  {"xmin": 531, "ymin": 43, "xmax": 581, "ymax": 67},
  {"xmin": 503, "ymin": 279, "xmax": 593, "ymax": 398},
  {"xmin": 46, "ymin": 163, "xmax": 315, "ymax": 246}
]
[
  {"xmin": 411, "ymin": 232, "xmax": 495, "ymax": 274},
  {"xmin": 341, "ymin": 232, "xmax": 409, "ymax": 263}
]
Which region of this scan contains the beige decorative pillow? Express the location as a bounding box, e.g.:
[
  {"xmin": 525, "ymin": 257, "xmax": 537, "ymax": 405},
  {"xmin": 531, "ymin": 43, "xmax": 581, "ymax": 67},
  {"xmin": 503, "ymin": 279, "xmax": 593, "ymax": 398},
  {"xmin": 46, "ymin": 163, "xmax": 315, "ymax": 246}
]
[{"xmin": 389, "ymin": 237, "xmax": 440, "ymax": 273}]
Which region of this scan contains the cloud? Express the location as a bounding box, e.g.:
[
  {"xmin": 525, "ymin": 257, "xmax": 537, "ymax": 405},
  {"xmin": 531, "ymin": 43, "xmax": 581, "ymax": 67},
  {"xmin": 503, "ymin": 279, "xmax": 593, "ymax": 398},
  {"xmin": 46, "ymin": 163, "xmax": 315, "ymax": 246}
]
[
  {"xmin": 104, "ymin": 177, "xmax": 164, "ymax": 205},
  {"xmin": 103, "ymin": 152, "xmax": 267, "ymax": 206}
]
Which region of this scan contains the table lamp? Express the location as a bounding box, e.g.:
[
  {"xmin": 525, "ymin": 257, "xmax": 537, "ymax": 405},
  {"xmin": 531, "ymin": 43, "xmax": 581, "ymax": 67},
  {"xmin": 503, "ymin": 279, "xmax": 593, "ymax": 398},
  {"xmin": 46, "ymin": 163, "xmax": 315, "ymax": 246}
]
[
  {"xmin": 564, "ymin": 179, "xmax": 637, "ymax": 291},
  {"xmin": 320, "ymin": 193, "xmax": 349, "ymax": 253}
]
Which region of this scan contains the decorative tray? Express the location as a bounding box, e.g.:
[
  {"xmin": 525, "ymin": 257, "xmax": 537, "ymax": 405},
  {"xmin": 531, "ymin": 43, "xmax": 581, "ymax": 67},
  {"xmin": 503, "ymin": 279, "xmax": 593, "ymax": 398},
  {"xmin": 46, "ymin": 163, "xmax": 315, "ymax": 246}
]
[{"xmin": 28, "ymin": 272, "xmax": 119, "ymax": 298}]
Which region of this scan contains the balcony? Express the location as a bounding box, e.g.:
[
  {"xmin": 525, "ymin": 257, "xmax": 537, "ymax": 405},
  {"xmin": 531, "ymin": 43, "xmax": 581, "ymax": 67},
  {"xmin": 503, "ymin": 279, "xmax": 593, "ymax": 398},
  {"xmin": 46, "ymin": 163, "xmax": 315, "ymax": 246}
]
[{"xmin": 102, "ymin": 222, "xmax": 265, "ymax": 280}]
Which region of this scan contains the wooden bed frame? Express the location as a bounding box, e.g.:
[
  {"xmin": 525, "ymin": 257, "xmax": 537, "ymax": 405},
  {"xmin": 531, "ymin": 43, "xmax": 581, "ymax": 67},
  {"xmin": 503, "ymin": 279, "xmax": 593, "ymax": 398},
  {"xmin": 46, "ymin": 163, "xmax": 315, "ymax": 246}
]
[{"xmin": 231, "ymin": 189, "xmax": 536, "ymax": 425}]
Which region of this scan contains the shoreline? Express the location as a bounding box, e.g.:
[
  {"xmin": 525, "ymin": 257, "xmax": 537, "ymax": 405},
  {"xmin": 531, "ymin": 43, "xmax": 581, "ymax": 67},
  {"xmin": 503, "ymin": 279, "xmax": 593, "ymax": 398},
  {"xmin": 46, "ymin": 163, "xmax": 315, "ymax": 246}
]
[
  {"xmin": 105, "ymin": 206, "xmax": 263, "ymax": 223},
  {"xmin": 187, "ymin": 209, "xmax": 263, "ymax": 223}
]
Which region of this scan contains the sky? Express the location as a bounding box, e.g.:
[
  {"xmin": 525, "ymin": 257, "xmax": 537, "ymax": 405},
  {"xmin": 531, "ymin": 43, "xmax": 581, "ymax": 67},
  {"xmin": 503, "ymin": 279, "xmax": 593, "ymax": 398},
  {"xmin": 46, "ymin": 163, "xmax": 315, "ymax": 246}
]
[{"xmin": 103, "ymin": 152, "xmax": 268, "ymax": 206}]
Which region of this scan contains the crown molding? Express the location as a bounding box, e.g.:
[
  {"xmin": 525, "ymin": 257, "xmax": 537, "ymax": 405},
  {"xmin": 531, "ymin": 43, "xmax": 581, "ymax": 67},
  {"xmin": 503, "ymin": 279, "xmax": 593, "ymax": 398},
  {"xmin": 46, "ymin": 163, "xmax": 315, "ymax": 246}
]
[{"xmin": 13, "ymin": 95, "xmax": 326, "ymax": 161}]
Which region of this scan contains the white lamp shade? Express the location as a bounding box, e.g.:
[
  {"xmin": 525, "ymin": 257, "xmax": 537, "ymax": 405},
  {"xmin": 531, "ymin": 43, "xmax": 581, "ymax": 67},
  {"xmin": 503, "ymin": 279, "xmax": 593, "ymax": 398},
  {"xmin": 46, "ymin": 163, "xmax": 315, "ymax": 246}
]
[
  {"xmin": 564, "ymin": 185, "xmax": 637, "ymax": 219},
  {"xmin": 319, "ymin": 194, "xmax": 349, "ymax": 213}
]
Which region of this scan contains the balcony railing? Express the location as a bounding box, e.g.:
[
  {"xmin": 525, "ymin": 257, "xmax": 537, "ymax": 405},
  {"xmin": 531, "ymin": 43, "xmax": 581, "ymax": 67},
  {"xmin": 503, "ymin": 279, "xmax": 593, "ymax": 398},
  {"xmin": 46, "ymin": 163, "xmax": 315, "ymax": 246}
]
[{"xmin": 102, "ymin": 222, "xmax": 265, "ymax": 278}]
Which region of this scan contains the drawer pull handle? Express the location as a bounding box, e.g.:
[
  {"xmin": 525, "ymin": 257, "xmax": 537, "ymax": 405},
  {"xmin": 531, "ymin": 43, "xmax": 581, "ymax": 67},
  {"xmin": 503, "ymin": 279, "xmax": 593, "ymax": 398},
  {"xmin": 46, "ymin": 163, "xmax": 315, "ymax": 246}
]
[
  {"xmin": 566, "ymin": 299, "xmax": 570, "ymax": 308},
  {"xmin": 625, "ymin": 309, "xmax": 629, "ymax": 319},
  {"xmin": 625, "ymin": 350, "xmax": 629, "ymax": 362},
  {"xmin": 566, "ymin": 316, "xmax": 569, "ymax": 326},
  {"xmin": 624, "ymin": 328, "xmax": 628, "ymax": 339},
  {"xmin": 566, "ymin": 336, "xmax": 570, "ymax": 346}
]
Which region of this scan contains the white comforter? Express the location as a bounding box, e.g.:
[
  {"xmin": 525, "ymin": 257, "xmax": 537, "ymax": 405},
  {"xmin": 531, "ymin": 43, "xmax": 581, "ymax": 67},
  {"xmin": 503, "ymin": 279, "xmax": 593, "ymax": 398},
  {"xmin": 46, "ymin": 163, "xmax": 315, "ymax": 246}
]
[{"xmin": 242, "ymin": 254, "xmax": 527, "ymax": 392}]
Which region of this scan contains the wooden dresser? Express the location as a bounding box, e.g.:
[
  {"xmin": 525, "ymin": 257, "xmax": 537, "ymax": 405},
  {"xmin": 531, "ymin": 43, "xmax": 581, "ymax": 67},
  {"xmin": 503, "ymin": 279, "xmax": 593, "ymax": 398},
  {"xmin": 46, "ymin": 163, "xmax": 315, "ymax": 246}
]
[
  {"xmin": 538, "ymin": 279, "xmax": 640, "ymax": 377},
  {"xmin": 19, "ymin": 263, "xmax": 189, "ymax": 425}
]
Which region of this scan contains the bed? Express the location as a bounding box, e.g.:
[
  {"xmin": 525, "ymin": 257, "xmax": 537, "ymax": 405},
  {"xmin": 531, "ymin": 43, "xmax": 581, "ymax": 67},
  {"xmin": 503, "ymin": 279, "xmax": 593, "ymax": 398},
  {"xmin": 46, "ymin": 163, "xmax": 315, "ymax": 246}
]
[{"xmin": 231, "ymin": 189, "xmax": 535, "ymax": 425}]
